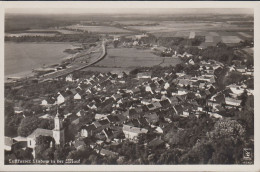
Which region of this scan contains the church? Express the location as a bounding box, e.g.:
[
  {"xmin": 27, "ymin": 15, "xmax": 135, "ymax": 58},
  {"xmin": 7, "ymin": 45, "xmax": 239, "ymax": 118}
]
[{"xmin": 27, "ymin": 110, "xmax": 65, "ymax": 157}]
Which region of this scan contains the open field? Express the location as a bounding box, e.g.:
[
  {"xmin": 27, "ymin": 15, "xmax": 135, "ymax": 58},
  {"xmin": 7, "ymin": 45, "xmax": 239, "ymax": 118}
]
[
  {"xmin": 237, "ymin": 32, "xmax": 252, "ymax": 38},
  {"xmin": 221, "ymin": 36, "xmax": 242, "ymax": 44},
  {"xmin": 66, "ymin": 25, "xmax": 132, "ymax": 33},
  {"xmin": 205, "ymin": 36, "xmax": 214, "ymax": 43},
  {"xmin": 126, "ymin": 21, "xmax": 234, "ymax": 33},
  {"xmin": 5, "ymin": 33, "xmax": 57, "ymax": 37},
  {"xmin": 95, "ymin": 48, "xmax": 163, "ymax": 67},
  {"xmin": 114, "ymin": 20, "xmax": 158, "ymax": 26},
  {"xmin": 82, "ymin": 66, "xmax": 135, "ymax": 73},
  {"xmin": 94, "ymin": 47, "xmax": 181, "ymax": 68},
  {"xmin": 174, "ymin": 31, "xmax": 190, "ymax": 38},
  {"xmin": 242, "ymin": 47, "xmax": 253, "ymax": 57},
  {"xmin": 209, "ymin": 32, "xmax": 219, "ymax": 36},
  {"xmin": 160, "ymin": 57, "xmax": 182, "ymax": 67}
]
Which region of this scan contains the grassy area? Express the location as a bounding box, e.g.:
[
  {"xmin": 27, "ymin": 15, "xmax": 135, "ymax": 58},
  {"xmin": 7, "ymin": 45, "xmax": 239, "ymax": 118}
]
[
  {"xmin": 95, "ymin": 47, "xmax": 163, "ymax": 67},
  {"xmin": 66, "ymin": 25, "xmax": 132, "ymax": 33}
]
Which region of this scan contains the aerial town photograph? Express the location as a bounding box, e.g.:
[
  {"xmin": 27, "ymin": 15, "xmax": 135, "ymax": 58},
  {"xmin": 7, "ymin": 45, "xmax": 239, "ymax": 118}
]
[{"xmin": 4, "ymin": 8, "xmax": 254, "ymax": 165}]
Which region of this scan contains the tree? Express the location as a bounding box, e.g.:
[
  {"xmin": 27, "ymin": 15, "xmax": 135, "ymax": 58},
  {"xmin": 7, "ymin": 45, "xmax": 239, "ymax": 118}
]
[
  {"xmin": 17, "ymin": 116, "xmax": 42, "ymax": 137},
  {"xmin": 35, "ymin": 135, "xmax": 54, "ymax": 160},
  {"xmin": 66, "ymin": 147, "xmax": 95, "ymax": 164},
  {"xmin": 113, "ymin": 40, "xmax": 119, "ymax": 48},
  {"xmin": 54, "ymin": 145, "xmax": 71, "ymax": 161}
]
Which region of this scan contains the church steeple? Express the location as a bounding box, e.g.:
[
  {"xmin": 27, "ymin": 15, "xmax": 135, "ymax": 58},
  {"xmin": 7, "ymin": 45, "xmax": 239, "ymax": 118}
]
[
  {"xmin": 53, "ymin": 107, "xmax": 65, "ymax": 145},
  {"xmin": 54, "ymin": 108, "xmax": 63, "ymax": 130}
]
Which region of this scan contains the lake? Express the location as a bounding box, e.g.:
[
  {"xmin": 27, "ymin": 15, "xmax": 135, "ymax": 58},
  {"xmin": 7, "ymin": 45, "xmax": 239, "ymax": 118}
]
[{"xmin": 5, "ymin": 42, "xmax": 75, "ymax": 77}]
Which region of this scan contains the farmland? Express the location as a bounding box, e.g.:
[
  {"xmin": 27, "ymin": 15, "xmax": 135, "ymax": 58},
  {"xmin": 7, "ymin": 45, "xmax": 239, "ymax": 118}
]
[
  {"xmin": 93, "ymin": 47, "xmax": 181, "ymax": 68},
  {"xmin": 65, "ymin": 25, "xmax": 132, "ymax": 33},
  {"xmin": 221, "ymin": 36, "xmax": 242, "ymax": 44}
]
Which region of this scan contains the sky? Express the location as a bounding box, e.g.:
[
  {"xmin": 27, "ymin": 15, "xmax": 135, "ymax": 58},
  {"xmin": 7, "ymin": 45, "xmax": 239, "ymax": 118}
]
[{"xmin": 5, "ymin": 8, "xmax": 253, "ymax": 15}]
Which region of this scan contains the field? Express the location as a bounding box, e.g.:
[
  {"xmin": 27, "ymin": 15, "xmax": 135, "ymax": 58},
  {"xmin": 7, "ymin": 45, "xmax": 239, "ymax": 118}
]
[
  {"xmin": 82, "ymin": 66, "xmax": 135, "ymax": 73},
  {"xmin": 221, "ymin": 36, "xmax": 242, "ymax": 44},
  {"xmin": 5, "ymin": 33, "xmax": 57, "ymax": 37},
  {"xmin": 160, "ymin": 57, "xmax": 182, "ymax": 67},
  {"xmin": 123, "ymin": 20, "xmax": 253, "ymax": 47},
  {"xmin": 95, "ymin": 48, "xmax": 162, "ymax": 67},
  {"xmin": 66, "ymin": 25, "xmax": 132, "ymax": 33},
  {"xmin": 114, "ymin": 20, "xmax": 158, "ymax": 26},
  {"xmin": 237, "ymin": 32, "xmax": 253, "ymax": 38},
  {"xmin": 94, "ymin": 47, "xmax": 181, "ymax": 68},
  {"xmin": 205, "ymin": 36, "xmax": 214, "ymax": 43}
]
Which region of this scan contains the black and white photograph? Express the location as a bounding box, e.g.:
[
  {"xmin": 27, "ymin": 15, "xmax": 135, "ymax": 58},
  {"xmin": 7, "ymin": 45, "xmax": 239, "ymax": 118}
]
[{"xmin": 1, "ymin": 1, "xmax": 259, "ymax": 171}]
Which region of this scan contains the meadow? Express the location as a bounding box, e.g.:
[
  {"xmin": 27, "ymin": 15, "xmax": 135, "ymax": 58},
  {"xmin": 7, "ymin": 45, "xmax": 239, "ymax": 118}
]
[
  {"xmin": 66, "ymin": 25, "xmax": 132, "ymax": 33},
  {"xmin": 94, "ymin": 47, "xmax": 182, "ymax": 68}
]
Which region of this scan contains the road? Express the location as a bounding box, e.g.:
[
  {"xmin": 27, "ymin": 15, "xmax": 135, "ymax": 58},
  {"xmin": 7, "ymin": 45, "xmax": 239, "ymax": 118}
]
[{"xmin": 38, "ymin": 40, "xmax": 107, "ymax": 82}]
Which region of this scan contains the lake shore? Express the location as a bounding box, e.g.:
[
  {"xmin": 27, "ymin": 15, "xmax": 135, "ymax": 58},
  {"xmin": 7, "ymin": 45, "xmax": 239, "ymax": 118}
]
[{"xmin": 5, "ymin": 42, "xmax": 81, "ymax": 82}]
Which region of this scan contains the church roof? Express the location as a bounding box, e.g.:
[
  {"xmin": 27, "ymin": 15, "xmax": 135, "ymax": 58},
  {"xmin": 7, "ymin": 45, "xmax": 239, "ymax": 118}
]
[{"xmin": 27, "ymin": 128, "xmax": 53, "ymax": 139}]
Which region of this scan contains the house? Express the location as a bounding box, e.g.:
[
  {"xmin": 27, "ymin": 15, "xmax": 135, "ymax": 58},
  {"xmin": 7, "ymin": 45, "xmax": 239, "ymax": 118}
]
[
  {"xmin": 106, "ymin": 115, "xmax": 121, "ymax": 124},
  {"xmin": 39, "ymin": 114, "xmax": 54, "ymax": 120},
  {"xmin": 146, "ymin": 102, "xmax": 162, "ymax": 111},
  {"xmin": 102, "ymin": 128, "xmax": 114, "ymax": 140},
  {"xmin": 148, "ymin": 137, "xmax": 164, "ymax": 148},
  {"xmin": 173, "ymin": 105, "xmax": 184, "ymax": 115},
  {"xmin": 14, "ymin": 101, "xmax": 23, "ymax": 114},
  {"xmin": 86, "ymin": 88, "xmax": 92, "ymax": 94},
  {"xmin": 144, "ymin": 112, "xmax": 159, "ymax": 124},
  {"xmin": 159, "ymin": 99, "xmax": 171, "ymax": 109},
  {"xmin": 154, "ymin": 126, "xmax": 164, "ymax": 134},
  {"xmin": 65, "ymin": 113, "xmax": 80, "ymax": 125},
  {"xmin": 65, "ymin": 74, "xmax": 74, "ymax": 82},
  {"xmin": 41, "ymin": 97, "xmax": 56, "ymax": 106},
  {"xmin": 112, "ymin": 94, "xmax": 122, "ymax": 101},
  {"xmin": 133, "ymin": 40, "xmax": 139, "ymax": 46},
  {"xmin": 122, "ymin": 125, "xmax": 148, "ymax": 141},
  {"xmin": 80, "ymin": 124, "xmax": 97, "ymax": 137},
  {"xmin": 100, "ymin": 149, "xmax": 119, "ymax": 157},
  {"xmin": 177, "ymin": 88, "xmax": 188, "ymax": 95},
  {"xmin": 198, "ymin": 76, "xmax": 215, "ymax": 83},
  {"xmin": 87, "ymin": 103, "xmax": 97, "ymax": 110},
  {"xmin": 209, "ymin": 93, "xmax": 225, "ymax": 108},
  {"xmin": 74, "ymin": 139, "xmax": 86, "ymax": 150},
  {"xmin": 236, "ymin": 66, "xmax": 246, "ymax": 73},
  {"xmin": 137, "ymin": 72, "xmax": 152, "ymax": 79},
  {"xmin": 225, "ymin": 97, "xmax": 242, "ymax": 107},
  {"xmin": 110, "ymin": 70, "xmax": 126, "ymax": 79},
  {"xmin": 5, "ymin": 137, "xmax": 14, "ymax": 151},
  {"xmin": 168, "ymin": 96, "xmax": 179, "ymax": 105},
  {"xmin": 199, "ymin": 83, "xmax": 206, "ymax": 89},
  {"xmin": 145, "ymin": 85, "xmax": 153, "ymax": 94},
  {"xmin": 228, "ymin": 84, "xmax": 245, "ymax": 95},
  {"xmin": 209, "ymin": 112, "xmax": 223, "ymax": 119},
  {"xmin": 155, "ymin": 88, "xmax": 161, "ymax": 94},
  {"xmin": 93, "ymin": 119, "xmax": 110, "ymax": 130},
  {"xmin": 57, "ymin": 91, "xmax": 72, "ymax": 104},
  {"xmin": 164, "ymin": 82, "xmax": 170, "ymax": 90},
  {"xmin": 74, "ymin": 93, "xmax": 82, "ymax": 100},
  {"xmin": 122, "ymin": 109, "xmax": 140, "ymax": 119},
  {"xmin": 76, "ymin": 110, "xmax": 87, "ymax": 117},
  {"xmin": 189, "ymin": 59, "xmax": 195, "ymax": 65},
  {"xmin": 95, "ymin": 114, "xmax": 108, "ymax": 120},
  {"xmin": 178, "ymin": 79, "xmax": 191, "ymax": 87}
]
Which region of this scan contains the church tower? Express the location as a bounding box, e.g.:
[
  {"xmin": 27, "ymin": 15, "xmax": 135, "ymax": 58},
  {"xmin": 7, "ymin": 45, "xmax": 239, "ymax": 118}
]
[{"xmin": 52, "ymin": 109, "xmax": 65, "ymax": 145}]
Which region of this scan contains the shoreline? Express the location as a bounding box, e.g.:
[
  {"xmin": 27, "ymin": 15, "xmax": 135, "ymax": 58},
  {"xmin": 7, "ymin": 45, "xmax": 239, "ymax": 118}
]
[{"xmin": 4, "ymin": 42, "xmax": 82, "ymax": 83}]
